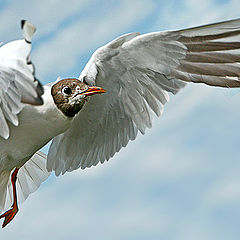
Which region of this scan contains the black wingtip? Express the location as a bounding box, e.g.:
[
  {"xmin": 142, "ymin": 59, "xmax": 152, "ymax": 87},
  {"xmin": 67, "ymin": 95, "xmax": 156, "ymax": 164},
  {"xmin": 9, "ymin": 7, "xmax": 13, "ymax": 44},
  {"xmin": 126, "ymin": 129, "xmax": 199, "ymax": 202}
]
[{"xmin": 21, "ymin": 19, "xmax": 26, "ymax": 29}]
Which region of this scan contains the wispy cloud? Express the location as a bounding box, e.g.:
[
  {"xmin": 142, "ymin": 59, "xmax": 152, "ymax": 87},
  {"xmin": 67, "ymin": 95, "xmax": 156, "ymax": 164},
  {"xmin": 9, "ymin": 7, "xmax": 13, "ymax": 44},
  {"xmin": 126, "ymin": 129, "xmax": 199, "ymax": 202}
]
[
  {"xmin": 153, "ymin": 0, "xmax": 240, "ymax": 31},
  {"xmin": 0, "ymin": 0, "xmax": 92, "ymax": 40},
  {"xmin": 33, "ymin": 0, "xmax": 155, "ymax": 81}
]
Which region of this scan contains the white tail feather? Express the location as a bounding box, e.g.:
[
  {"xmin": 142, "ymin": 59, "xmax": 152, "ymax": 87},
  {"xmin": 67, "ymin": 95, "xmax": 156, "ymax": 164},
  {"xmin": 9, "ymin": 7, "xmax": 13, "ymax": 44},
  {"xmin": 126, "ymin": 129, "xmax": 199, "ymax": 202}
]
[{"xmin": 2, "ymin": 151, "xmax": 50, "ymax": 213}]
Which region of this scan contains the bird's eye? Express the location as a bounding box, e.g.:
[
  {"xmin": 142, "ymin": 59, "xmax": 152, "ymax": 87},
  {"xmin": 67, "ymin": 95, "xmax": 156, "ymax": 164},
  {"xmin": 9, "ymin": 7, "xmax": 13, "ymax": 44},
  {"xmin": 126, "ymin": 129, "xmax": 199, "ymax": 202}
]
[{"xmin": 62, "ymin": 86, "xmax": 72, "ymax": 95}]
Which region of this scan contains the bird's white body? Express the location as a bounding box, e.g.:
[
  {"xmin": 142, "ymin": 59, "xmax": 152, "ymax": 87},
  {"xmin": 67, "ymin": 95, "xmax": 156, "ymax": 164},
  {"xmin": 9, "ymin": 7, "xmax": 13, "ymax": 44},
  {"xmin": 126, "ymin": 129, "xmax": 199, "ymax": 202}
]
[
  {"xmin": 0, "ymin": 86, "xmax": 70, "ymax": 213},
  {"xmin": 0, "ymin": 87, "xmax": 70, "ymax": 172}
]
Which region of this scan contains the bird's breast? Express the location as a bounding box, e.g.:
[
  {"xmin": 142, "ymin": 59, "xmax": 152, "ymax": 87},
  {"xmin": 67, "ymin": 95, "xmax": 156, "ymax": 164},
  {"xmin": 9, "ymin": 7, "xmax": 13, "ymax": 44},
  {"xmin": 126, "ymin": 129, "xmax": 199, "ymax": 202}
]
[{"xmin": 0, "ymin": 88, "xmax": 72, "ymax": 171}]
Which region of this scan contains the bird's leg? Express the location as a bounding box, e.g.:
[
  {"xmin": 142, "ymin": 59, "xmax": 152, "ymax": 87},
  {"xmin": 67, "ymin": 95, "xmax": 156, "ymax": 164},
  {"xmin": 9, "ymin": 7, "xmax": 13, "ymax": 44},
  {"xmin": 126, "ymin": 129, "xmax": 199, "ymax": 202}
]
[{"xmin": 0, "ymin": 168, "xmax": 19, "ymax": 228}]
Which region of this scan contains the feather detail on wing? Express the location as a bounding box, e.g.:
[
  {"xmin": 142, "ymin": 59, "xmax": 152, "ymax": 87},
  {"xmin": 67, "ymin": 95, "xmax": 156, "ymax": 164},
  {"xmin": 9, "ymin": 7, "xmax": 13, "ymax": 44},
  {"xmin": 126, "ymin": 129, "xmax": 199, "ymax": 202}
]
[
  {"xmin": 47, "ymin": 18, "xmax": 240, "ymax": 175},
  {"xmin": 1, "ymin": 151, "xmax": 50, "ymax": 213},
  {"xmin": 0, "ymin": 20, "xmax": 43, "ymax": 139}
]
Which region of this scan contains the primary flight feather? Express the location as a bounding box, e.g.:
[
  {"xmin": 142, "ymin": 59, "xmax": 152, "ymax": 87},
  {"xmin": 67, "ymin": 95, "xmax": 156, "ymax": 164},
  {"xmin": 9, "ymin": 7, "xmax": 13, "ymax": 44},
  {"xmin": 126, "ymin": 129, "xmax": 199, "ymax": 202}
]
[{"xmin": 1, "ymin": 18, "xmax": 240, "ymax": 227}]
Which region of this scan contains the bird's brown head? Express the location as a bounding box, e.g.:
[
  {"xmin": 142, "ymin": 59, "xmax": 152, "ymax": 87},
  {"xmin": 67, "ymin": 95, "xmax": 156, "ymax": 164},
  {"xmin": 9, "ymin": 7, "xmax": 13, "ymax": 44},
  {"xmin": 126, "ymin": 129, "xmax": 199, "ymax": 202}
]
[{"xmin": 51, "ymin": 78, "xmax": 105, "ymax": 118}]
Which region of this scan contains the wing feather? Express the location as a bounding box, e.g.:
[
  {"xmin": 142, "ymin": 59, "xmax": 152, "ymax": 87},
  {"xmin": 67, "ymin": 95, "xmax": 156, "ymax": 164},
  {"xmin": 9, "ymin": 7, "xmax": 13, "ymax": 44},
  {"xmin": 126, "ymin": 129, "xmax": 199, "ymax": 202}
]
[
  {"xmin": 48, "ymin": 18, "xmax": 240, "ymax": 174},
  {"xmin": 0, "ymin": 20, "xmax": 43, "ymax": 139},
  {"xmin": 185, "ymin": 52, "xmax": 240, "ymax": 63},
  {"xmin": 2, "ymin": 151, "xmax": 50, "ymax": 212}
]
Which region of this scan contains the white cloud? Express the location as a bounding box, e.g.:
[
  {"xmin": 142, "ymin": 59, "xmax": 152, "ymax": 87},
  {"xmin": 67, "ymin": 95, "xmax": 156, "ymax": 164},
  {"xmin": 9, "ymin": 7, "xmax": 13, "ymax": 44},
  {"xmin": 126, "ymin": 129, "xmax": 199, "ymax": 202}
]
[
  {"xmin": 154, "ymin": 0, "xmax": 240, "ymax": 31},
  {"xmin": 0, "ymin": 0, "xmax": 93, "ymax": 41},
  {"xmin": 203, "ymin": 173, "xmax": 240, "ymax": 206}
]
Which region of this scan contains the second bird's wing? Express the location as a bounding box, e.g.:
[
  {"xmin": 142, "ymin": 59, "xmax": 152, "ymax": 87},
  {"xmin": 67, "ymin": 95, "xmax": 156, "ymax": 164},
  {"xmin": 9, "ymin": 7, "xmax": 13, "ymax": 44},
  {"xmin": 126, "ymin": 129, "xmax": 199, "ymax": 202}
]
[{"xmin": 47, "ymin": 18, "xmax": 240, "ymax": 175}]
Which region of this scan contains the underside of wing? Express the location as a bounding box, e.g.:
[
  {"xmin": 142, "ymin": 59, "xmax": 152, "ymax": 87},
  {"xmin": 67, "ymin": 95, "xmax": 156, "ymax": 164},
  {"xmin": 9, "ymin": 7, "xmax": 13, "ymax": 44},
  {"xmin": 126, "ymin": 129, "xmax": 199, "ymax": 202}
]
[
  {"xmin": 165, "ymin": 18, "xmax": 240, "ymax": 87},
  {"xmin": 0, "ymin": 20, "xmax": 43, "ymax": 139},
  {"xmin": 47, "ymin": 33, "xmax": 185, "ymax": 175},
  {"xmin": 48, "ymin": 86, "xmax": 139, "ymax": 175},
  {"xmin": 48, "ymin": 18, "xmax": 240, "ymax": 175}
]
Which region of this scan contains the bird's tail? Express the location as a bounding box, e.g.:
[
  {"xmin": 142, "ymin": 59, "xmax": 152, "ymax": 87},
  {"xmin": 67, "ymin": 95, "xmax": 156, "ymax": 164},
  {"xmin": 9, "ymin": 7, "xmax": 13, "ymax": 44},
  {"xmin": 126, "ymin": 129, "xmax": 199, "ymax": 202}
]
[{"xmin": 0, "ymin": 151, "xmax": 50, "ymax": 213}]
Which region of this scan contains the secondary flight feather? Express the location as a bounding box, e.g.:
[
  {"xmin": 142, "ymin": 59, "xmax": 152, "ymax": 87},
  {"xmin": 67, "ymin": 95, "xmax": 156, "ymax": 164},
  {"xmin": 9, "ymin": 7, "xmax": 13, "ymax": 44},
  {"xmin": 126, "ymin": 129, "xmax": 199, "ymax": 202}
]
[{"xmin": 1, "ymin": 18, "xmax": 240, "ymax": 228}]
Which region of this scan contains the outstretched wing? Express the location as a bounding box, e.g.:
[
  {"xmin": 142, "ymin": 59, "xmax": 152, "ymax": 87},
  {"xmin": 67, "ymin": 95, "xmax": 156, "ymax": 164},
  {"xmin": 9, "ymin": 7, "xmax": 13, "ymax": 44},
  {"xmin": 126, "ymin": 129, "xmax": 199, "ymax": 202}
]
[
  {"xmin": 0, "ymin": 20, "xmax": 43, "ymax": 139},
  {"xmin": 47, "ymin": 18, "xmax": 240, "ymax": 175}
]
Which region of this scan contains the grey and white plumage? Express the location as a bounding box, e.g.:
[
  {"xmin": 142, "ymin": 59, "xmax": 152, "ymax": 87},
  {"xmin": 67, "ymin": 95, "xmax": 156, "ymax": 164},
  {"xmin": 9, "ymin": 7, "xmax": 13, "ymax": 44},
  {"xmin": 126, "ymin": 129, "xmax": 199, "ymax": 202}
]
[
  {"xmin": 48, "ymin": 18, "xmax": 240, "ymax": 174},
  {"xmin": 1, "ymin": 18, "xmax": 240, "ymax": 224},
  {"xmin": 0, "ymin": 20, "xmax": 48, "ymax": 213}
]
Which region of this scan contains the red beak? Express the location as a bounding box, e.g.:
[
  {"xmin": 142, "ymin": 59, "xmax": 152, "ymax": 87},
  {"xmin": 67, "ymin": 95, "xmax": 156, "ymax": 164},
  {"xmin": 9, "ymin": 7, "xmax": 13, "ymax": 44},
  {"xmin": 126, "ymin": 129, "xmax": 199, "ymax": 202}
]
[{"xmin": 83, "ymin": 86, "xmax": 106, "ymax": 96}]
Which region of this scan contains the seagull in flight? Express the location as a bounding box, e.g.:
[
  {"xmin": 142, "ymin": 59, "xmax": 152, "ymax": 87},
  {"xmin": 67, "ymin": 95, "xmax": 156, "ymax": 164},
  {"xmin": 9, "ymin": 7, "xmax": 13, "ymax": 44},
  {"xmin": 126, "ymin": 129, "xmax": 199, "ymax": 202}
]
[{"xmin": 1, "ymin": 18, "xmax": 240, "ymax": 228}]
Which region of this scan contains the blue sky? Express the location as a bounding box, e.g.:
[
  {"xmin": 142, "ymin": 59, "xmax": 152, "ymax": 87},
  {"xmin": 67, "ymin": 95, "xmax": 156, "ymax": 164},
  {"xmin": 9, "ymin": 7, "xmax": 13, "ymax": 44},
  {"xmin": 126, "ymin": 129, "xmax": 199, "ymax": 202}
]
[{"xmin": 1, "ymin": 0, "xmax": 240, "ymax": 239}]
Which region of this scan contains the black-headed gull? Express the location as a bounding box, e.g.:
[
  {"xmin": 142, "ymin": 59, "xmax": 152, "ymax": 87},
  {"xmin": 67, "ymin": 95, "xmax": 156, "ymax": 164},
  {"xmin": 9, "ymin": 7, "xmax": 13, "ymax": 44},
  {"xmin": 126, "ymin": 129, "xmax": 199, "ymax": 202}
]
[{"xmin": 1, "ymin": 18, "xmax": 240, "ymax": 227}]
